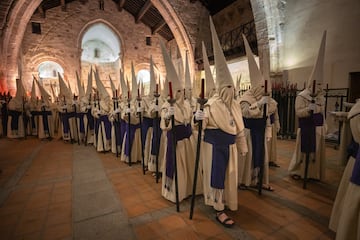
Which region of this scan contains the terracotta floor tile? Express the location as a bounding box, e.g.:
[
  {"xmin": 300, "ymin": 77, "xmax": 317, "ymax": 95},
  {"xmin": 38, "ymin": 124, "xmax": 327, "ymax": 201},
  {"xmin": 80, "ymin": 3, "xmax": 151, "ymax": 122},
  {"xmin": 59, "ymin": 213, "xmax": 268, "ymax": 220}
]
[
  {"xmin": 42, "ymin": 223, "xmax": 72, "ymax": 240},
  {"xmin": 50, "ymin": 192, "xmax": 71, "ymax": 204},
  {"xmin": 24, "ymin": 192, "xmax": 51, "ymax": 210},
  {"xmin": 0, "ymin": 202, "xmax": 26, "ymax": 216},
  {"xmin": 165, "ymin": 226, "xmax": 200, "ymax": 240},
  {"xmin": 46, "ymin": 208, "xmax": 72, "ymax": 227},
  {"xmin": 12, "ymin": 231, "xmax": 41, "ymax": 240},
  {"xmin": 191, "ymin": 219, "xmax": 224, "ymax": 238},
  {"xmin": 126, "ymin": 202, "xmax": 151, "ymax": 218},
  {"xmin": 157, "ymin": 214, "xmax": 187, "ymax": 233},
  {"xmin": 134, "ymin": 223, "xmax": 166, "ymax": 240},
  {"xmin": 15, "ymin": 208, "xmax": 47, "ymax": 235},
  {"xmin": 207, "ymin": 233, "xmax": 235, "ymax": 240}
]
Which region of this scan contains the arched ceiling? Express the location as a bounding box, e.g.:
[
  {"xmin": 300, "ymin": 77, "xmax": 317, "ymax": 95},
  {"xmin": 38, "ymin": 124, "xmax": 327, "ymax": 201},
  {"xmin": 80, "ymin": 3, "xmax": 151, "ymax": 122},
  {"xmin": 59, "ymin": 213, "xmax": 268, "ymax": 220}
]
[{"xmin": 0, "ymin": 0, "xmax": 237, "ymax": 41}]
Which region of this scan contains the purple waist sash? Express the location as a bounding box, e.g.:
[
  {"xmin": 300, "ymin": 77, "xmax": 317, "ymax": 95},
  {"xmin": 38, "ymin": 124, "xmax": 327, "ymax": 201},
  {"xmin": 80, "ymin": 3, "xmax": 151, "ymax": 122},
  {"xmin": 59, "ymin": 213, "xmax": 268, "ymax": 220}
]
[
  {"xmin": 243, "ymin": 117, "xmax": 266, "ymax": 168},
  {"xmin": 298, "ymin": 113, "xmax": 324, "ymax": 153},
  {"xmin": 165, "ymin": 124, "xmax": 192, "ymax": 179},
  {"xmin": 204, "ymin": 129, "xmax": 236, "ymax": 189}
]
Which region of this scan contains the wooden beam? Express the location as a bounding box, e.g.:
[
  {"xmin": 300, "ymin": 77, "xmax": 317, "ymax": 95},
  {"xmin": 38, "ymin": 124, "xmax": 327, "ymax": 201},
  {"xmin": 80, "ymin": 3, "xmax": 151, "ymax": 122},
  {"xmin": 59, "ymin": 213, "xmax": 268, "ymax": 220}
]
[
  {"xmin": 135, "ymin": 0, "xmax": 152, "ymax": 24},
  {"xmin": 151, "ymin": 19, "xmax": 166, "ymax": 35},
  {"xmin": 38, "ymin": 4, "xmax": 45, "ymax": 18},
  {"xmin": 118, "ymin": 0, "xmax": 126, "ymax": 11},
  {"xmin": 61, "ymin": 0, "xmax": 66, "ymax": 11}
]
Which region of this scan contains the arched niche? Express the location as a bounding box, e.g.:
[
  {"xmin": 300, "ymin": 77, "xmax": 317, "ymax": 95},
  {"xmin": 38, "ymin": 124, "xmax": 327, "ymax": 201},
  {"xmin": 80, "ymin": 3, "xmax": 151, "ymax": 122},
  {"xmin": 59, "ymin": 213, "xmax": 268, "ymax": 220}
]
[
  {"xmin": 37, "ymin": 61, "xmax": 64, "ymax": 98},
  {"xmin": 78, "ymin": 21, "xmax": 122, "ymax": 92}
]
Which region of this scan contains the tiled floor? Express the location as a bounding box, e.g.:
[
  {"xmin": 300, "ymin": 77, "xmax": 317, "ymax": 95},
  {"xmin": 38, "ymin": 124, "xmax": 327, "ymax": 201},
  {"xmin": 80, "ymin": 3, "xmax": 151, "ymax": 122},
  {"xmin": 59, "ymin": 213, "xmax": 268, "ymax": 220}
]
[{"xmin": 0, "ymin": 136, "xmax": 343, "ymax": 239}]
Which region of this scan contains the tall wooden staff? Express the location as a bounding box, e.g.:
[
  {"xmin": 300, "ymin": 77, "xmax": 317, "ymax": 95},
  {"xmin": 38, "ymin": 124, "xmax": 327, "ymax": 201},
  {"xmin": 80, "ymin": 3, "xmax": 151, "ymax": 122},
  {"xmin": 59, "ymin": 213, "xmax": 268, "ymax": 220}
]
[
  {"xmin": 258, "ymin": 80, "xmax": 269, "ymax": 195},
  {"xmin": 63, "ymin": 95, "xmax": 74, "ymax": 143},
  {"xmin": 154, "ymin": 83, "xmax": 160, "ymax": 183},
  {"xmin": 189, "ymin": 78, "xmax": 207, "ymax": 219},
  {"xmin": 127, "ymin": 82, "xmax": 132, "ymax": 166},
  {"xmin": 84, "ymin": 93, "xmax": 91, "ymax": 146},
  {"xmin": 113, "ymin": 90, "xmax": 120, "ymax": 157},
  {"xmin": 303, "ymin": 80, "xmax": 316, "ymax": 189},
  {"xmin": 137, "ymin": 88, "xmax": 146, "ymax": 174},
  {"xmin": 168, "ymin": 81, "xmax": 179, "ymax": 212},
  {"xmin": 73, "ymin": 94, "xmax": 80, "ymax": 145}
]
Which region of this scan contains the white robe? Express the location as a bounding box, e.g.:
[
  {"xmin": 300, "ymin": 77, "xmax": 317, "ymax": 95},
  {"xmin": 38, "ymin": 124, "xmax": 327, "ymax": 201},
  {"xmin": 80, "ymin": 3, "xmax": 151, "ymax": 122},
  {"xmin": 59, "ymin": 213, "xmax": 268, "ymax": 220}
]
[
  {"xmin": 288, "ymin": 89, "xmax": 326, "ymax": 180},
  {"xmin": 198, "ymin": 93, "xmax": 247, "ymax": 211}
]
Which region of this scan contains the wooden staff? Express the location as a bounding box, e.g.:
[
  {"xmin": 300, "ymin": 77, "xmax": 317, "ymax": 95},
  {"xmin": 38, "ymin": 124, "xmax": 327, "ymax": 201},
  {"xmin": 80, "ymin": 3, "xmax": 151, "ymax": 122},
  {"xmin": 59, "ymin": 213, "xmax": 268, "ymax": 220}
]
[
  {"xmin": 168, "ymin": 81, "xmax": 179, "ymax": 212},
  {"xmin": 154, "ymin": 83, "xmax": 160, "ymax": 183},
  {"xmin": 84, "ymin": 93, "xmax": 91, "ymax": 146},
  {"xmin": 190, "ymin": 78, "xmax": 207, "ymax": 219},
  {"xmin": 22, "ymin": 95, "xmax": 27, "ymax": 139},
  {"xmin": 73, "ymin": 94, "xmax": 80, "ymax": 145},
  {"xmin": 258, "ymin": 80, "xmax": 269, "ymax": 195},
  {"xmin": 137, "ymin": 88, "xmax": 146, "ymax": 174},
  {"xmin": 113, "ymin": 90, "xmax": 120, "ymax": 157},
  {"xmin": 96, "ymin": 91, "xmax": 106, "ymax": 153},
  {"xmin": 303, "ymin": 80, "xmax": 316, "ymax": 189},
  {"xmin": 127, "ymin": 83, "xmax": 132, "ymax": 166}
]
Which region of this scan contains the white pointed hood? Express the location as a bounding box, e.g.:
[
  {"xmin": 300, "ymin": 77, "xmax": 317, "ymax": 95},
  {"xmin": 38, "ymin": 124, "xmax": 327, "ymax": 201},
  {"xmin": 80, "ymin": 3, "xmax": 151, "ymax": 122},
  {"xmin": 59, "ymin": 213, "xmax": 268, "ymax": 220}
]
[
  {"xmin": 85, "ymin": 68, "xmax": 93, "ymax": 100},
  {"xmin": 161, "ymin": 76, "xmax": 169, "ymax": 98},
  {"xmin": 149, "ymin": 56, "xmax": 156, "ymax": 96},
  {"xmin": 58, "ymin": 72, "xmax": 72, "ymax": 103},
  {"xmin": 210, "ymin": 17, "xmax": 234, "ymax": 90},
  {"xmin": 242, "ymin": 34, "xmax": 264, "ymax": 88},
  {"xmin": 94, "ymin": 67, "xmax": 110, "ymax": 101},
  {"xmin": 131, "ymin": 62, "xmax": 138, "ymax": 98},
  {"xmin": 160, "ymin": 41, "xmax": 183, "ymax": 96},
  {"xmin": 119, "ymin": 69, "xmax": 128, "ymax": 99},
  {"xmin": 307, "ymin": 30, "xmax": 327, "ymax": 89},
  {"xmin": 76, "ymin": 71, "xmax": 85, "ymax": 99},
  {"xmin": 109, "ymin": 75, "xmax": 117, "ymax": 96},
  {"xmin": 184, "ymin": 51, "xmax": 192, "ymax": 99},
  {"xmin": 34, "ymin": 77, "xmax": 51, "ymax": 106},
  {"xmin": 202, "ymin": 41, "xmax": 216, "ymax": 97}
]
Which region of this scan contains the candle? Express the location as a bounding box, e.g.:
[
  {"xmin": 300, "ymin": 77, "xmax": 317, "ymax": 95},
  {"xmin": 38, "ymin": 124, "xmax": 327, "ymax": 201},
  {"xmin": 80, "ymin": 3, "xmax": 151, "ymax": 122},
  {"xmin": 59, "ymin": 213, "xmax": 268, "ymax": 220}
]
[
  {"xmin": 115, "ymin": 89, "xmax": 118, "ymax": 98},
  {"xmin": 156, "ymin": 84, "xmax": 158, "ymax": 94},
  {"xmin": 312, "ymin": 80, "xmax": 316, "ymax": 94},
  {"xmin": 264, "ymin": 80, "xmax": 268, "ymax": 94},
  {"xmin": 169, "ymin": 81, "xmax": 173, "ymax": 99},
  {"xmin": 137, "ymin": 88, "xmax": 140, "ymax": 98},
  {"xmin": 200, "ymin": 78, "xmax": 204, "ymax": 99}
]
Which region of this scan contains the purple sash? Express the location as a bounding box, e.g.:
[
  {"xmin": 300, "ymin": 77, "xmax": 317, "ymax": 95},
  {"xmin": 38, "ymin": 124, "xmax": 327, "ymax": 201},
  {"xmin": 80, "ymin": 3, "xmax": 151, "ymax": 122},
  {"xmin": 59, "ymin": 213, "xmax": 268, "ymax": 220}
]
[
  {"xmin": 204, "ymin": 129, "xmax": 236, "ymax": 189},
  {"xmin": 124, "ymin": 122, "xmax": 141, "ymax": 157},
  {"xmin": 30, "ymin": 111, "xmax": 41, "ymax": 129},
  {"xmin": 76, "ymin": 112, "xmax": 85, "ymax": 133},
  {"xmin": 298, "ymin": 113, "xmax": 323, "ymax": 153},
  {"xmin": 243, "ymin": 117, "xmax": 266, "ymax": 168},
  {"xmin": 60, "ymin": 112, "xmax": 75, "ymax": 134},
  {"xmin": 151, "ymin": 117, "xmax": 162, "ymax": 155},
  {"xmin": 142, "ymin": 117, "xmax": 153, "ymax": 148},
  {"xmin": 8, "ymin": 110, "xmax": 21, "ymax": 130},
  {"xmin": 41, "ymin": 110, "xmax": 52, "ymax": 133},
  {"xmin": 270, "ymin": 114, "xmax": 275, "ymax": 124},
  {"xmin": 165, "ymin": 124, "xmax": 192, "ymax": 179},
  {"xmin": 350, "ymin": 149, "xmax": 360, "ymax": 186}
]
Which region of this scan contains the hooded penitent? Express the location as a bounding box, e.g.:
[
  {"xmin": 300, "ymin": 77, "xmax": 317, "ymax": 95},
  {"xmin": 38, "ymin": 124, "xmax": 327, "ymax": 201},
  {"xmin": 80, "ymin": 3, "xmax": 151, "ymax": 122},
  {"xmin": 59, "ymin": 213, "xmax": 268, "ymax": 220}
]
[
  {"xmin": 8, "ymin": 78, "xmax": 26, "ymax": 110},
  {"xmin": 131, "ymin": 62, "xmax": 139, "ymax": 99},
  {"xmin": 202, "ymin": 41, "xmax": 216, "ymax": 98},
  {"xmin": 34, "ymin": 78, "xmax": 51, "ymax": 106},
  {"xmin": 184, "ymin": 51, "xmax": 192, "ymax": 100},
  {"xmin": 76, "ymin": 71, "xmax": 85, "ymax": 100},
  {"xmin": 109, "ymin": 75, "xmax": 117, "ymax": 97}
]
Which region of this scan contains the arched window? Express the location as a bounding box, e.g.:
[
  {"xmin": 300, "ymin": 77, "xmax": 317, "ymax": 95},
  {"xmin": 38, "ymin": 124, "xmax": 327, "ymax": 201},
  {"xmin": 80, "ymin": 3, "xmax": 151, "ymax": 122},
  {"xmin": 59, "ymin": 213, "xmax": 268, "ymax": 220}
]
[
  {"xmin": 37, "ymin": 61, "xmax": 64, "ymax": 98},
  {"xmin": 137, "ymin": 69, "xmax": 150, "ymax": 95}
]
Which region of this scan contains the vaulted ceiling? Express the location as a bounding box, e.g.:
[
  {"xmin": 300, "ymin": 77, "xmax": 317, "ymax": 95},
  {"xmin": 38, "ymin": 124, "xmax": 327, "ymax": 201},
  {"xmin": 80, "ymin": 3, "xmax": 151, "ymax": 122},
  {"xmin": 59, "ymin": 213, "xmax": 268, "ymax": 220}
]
[{"xmin": 0, "ymin": 0, "xmax": 237, "ymax": 41}]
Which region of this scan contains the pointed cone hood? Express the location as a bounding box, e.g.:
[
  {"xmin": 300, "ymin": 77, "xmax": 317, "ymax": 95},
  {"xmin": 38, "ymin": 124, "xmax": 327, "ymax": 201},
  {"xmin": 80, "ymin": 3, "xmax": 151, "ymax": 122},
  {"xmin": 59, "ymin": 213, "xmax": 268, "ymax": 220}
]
[
  {"xmin": 76, "ymin": 71, "xmax": 85, "ymax": 99},
  {"xmin": 210, "ymin": 17, "xmax": 234, "ymax": 90},
  {"xmin": 34, "ymin": 77, "xmax": 51, "ymax": 105},
  {"xmin": 50, "ymin": 83, "xmax": 57, "ymax": 101},
  {"xmin": 85, "ymin": 69, "xmax": 93, "ymax": 99},
  {"xmin": 242, "ymin": 34, "xmax": 263, "ymax": 88},
  {"xmin": 109, "ymin": 75, "xmax": 117, "ymax": 96},
  {"xmin": 202, "ymin": 41, "xmax": 216, "ymax": 97},
  {"xmin": 94, "ymin": 68, "xmax": 110, "ymax": 100},
  {"xmin": 140, "ymin": 79, "xmax": 145, "ymax": 96},
  {"xmin": 30, "ymin": 78, "xmax": 38, "ymax": 103},
  {"xmin": 307, "ymin": 30, "xmax": 327, "ymax": 89},
  {"xmin": 160, "ymin": 41, "xmax": 183, "ymax": 94},
  {"xmin": 119, "ymin": 69, "xmax": 128, "ymax": 99},
  {"xmin": 235, "ymin": 74, "xmax": 242, "ymax": 92},
  {"xmin": 67, "ymin": 79, "xmax": 73, "ymax": 96},
  {"xmin": 131, "ymin": 62, "xmax": 138, "ymax": 98},
  {"xmin": 58, "ymin": 72, "xmax": 72, "ymax": 102},
  {"xmin": 14, "ymin": 78, "xmax": 25, "ymax": 100},
  {"xmin": 149, "ymin": 56, "xmax": 156, "ymax": 95},
  {"xmin": 161, "ymin": 76, "xmax": 169, "ymax": 98},
  {"xmin": 185, "ymin": 51, "xmax": 192, "ymax": 90}
]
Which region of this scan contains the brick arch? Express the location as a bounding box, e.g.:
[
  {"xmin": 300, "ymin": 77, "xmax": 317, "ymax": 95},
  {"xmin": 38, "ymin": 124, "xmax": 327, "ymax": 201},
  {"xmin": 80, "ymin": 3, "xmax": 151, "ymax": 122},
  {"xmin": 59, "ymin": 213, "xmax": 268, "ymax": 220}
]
[{"xmin": 1, "ymin": 0, "xmax": 43, "ymax": 92}]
